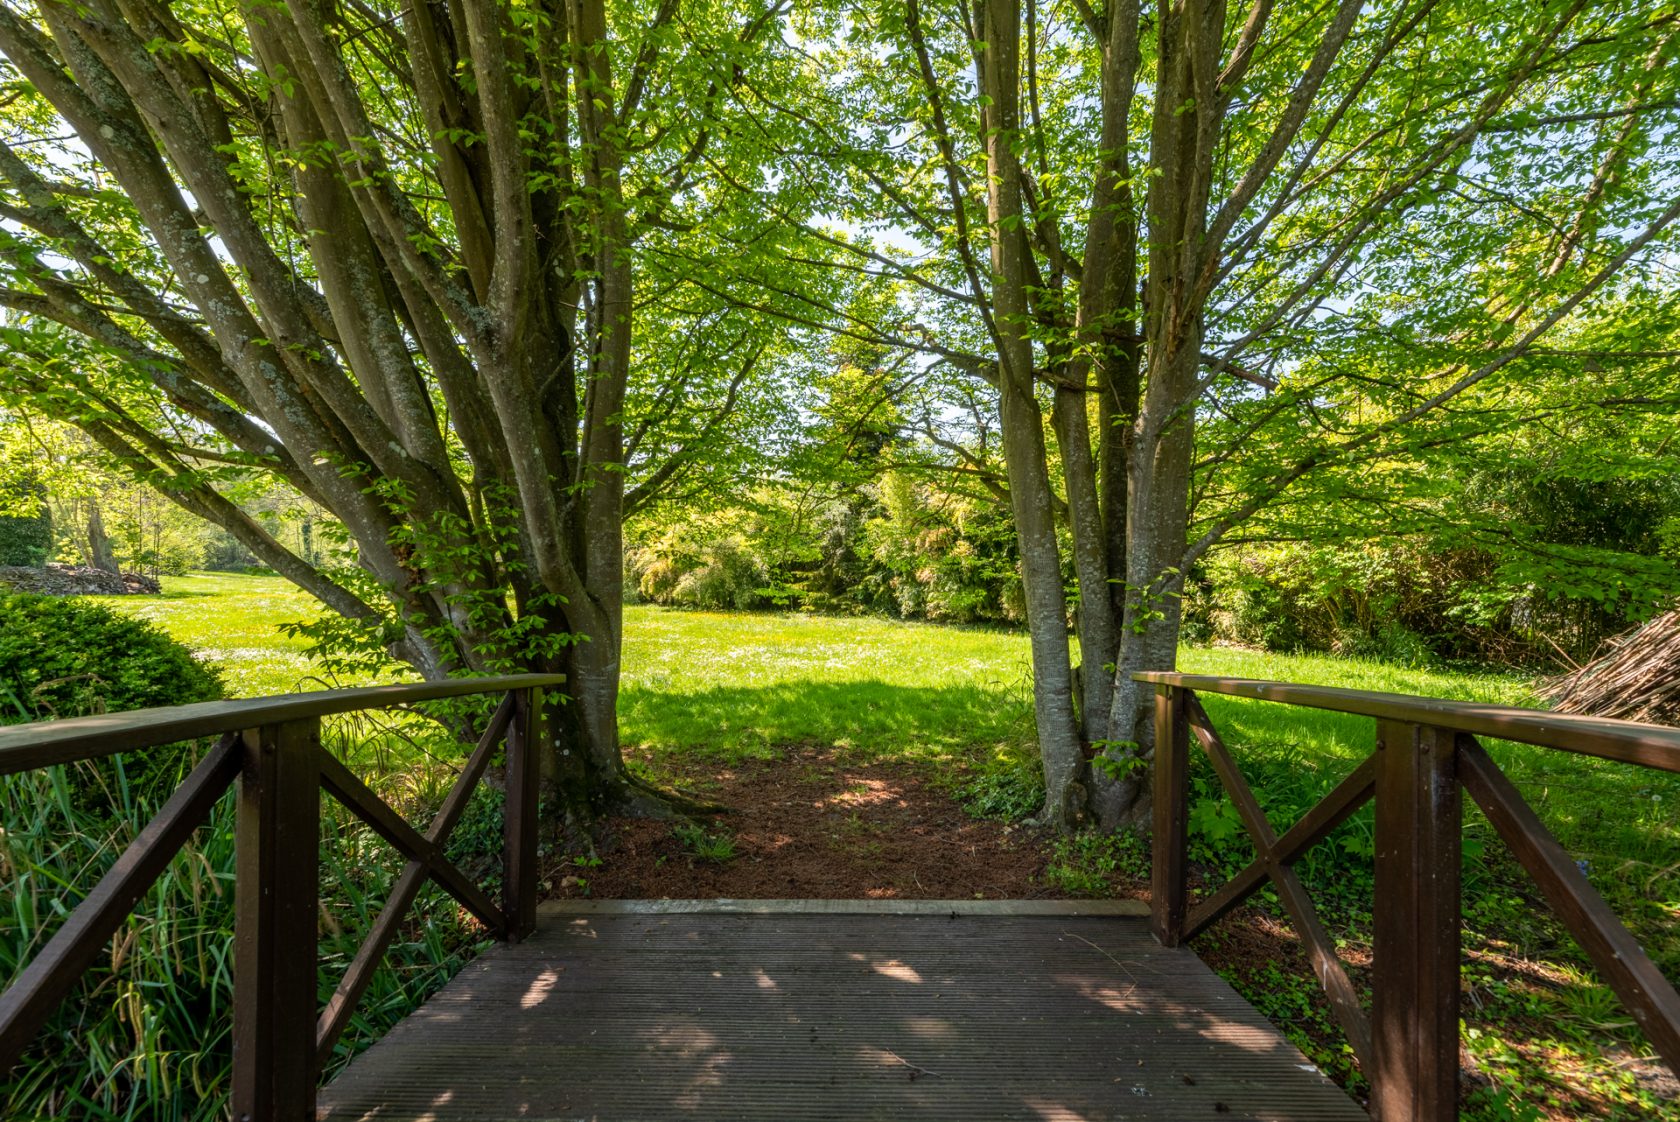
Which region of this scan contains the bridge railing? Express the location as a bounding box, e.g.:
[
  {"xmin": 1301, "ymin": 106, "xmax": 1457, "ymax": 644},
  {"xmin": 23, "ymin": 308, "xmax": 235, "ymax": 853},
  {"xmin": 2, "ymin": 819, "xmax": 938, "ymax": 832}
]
[
  {"xmin": 1138, "ymin": 671, "xmax": 1680, "ymax": 1122},
  {"xmin": 0, "ymin": 674, "xmax": 563, "ymax": 1121}
]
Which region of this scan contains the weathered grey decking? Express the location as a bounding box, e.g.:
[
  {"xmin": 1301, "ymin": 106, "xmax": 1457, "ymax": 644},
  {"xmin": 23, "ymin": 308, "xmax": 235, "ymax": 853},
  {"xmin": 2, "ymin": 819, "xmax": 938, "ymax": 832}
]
[{"xmin": 318, "ymin": 901, "xmax": 1366, "ymax": 1122}]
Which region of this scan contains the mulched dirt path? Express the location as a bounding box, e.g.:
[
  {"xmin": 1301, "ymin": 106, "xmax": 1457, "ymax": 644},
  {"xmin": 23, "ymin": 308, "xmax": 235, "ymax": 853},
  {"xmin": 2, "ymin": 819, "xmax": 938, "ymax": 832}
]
[{"xmin": 547, "ymin": 745, "xmax": 1072, "ymax": 900}]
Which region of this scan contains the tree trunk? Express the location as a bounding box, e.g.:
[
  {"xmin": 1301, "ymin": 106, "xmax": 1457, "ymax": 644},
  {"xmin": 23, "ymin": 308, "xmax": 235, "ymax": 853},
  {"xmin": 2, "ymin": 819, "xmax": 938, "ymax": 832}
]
[
  {"xmin": 0, "ymin": 0, "xmax": 723, "ymax": 832},
  {"xmin": 981, "ymin": 0, "xmax": 1086, "ymax": 826},
  {"xmin": 1095, "ymin": 359, "xmax": 1196, "ymax": 830},
  {"xmin": 1052, "ymin": 387, "xmax": 1115, "ymax": 745},
  {"xmin": 86, "ymin": 502, "xmax": 116, "ymax": 572},
  {"xmin": 1092, "ymin": 0, "xmax": 1223, "ymax": 831}
]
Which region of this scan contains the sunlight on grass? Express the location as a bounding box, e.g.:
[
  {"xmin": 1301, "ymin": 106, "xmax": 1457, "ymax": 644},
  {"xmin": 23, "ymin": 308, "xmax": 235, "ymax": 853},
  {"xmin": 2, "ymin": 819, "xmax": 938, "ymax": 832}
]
[
  {"xmin": 90, "ymin": 577, "xmax": 1672, "ymax": 882},
  {"xmin": 67, "ymin": 578, "xmax": 1678, "ymax": 1121},
  {"xmin": 619, "ymin": 606, "xmax": 1038, "ymax": 769},
  {"xmin": 91, "ymin": 571, "xmax": 327, "ymax": 697}
]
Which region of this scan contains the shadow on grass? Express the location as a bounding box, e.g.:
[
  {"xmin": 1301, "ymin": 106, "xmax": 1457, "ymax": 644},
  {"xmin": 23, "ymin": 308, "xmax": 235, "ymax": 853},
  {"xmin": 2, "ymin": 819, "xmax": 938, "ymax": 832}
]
[{"xmin": 619, "ymin": 678, "xmax": 1035, "ymax": 764}]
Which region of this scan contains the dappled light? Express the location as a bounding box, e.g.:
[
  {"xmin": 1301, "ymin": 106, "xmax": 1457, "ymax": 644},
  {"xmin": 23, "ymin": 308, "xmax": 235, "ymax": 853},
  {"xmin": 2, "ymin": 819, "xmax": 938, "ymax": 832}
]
[
  {"xmin": 318, "ymin": 908, "xmax": 1364, "ymax": 1121},
  {"xmin": 1019, "ymin": 1099, "xmax": 1095, "ymax": 1122},
  {"xmin": 865, "ymin": 955, "xmax": 924, "ymax": 984},
  {"xmin": 519, "ymin": 968, "xmax": 561, "ymax": 1010},
  {"xmin": 1, "ymin": 0, "xmax": 1673, "ymax": 1112}
]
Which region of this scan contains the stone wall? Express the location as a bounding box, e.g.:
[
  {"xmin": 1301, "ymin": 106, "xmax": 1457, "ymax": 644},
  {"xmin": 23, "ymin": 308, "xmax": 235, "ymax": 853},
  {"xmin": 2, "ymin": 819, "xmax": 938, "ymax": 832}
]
[{"xmin": 0, "ymin": 563, "xmax": 162, "ymax": 596}]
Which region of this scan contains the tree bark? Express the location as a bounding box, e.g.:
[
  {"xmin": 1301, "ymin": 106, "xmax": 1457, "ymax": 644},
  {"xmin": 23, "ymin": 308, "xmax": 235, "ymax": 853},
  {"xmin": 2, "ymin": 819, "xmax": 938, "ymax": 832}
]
[
  {"xmin": 0, "ymin": 0, "xmax": 731, "ymax": 829},
  {"xmin": 86, "ymin": 502, "xmax": 116, "ymax": 573},
  {"xmin": 979, "ymin": 0, "xmax": 1086, "ymax": 825},
  {"xmin": 1094, "ymin": 0, "xmax": 1225, "ymax": 830}
]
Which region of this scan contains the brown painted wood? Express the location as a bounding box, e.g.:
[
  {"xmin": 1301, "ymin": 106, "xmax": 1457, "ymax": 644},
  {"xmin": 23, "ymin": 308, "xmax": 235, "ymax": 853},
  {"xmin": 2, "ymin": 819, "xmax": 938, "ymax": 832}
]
[
  {"xmin": 503, "ymin": 687, "xmax": 541, "ymax": 942},
  {"xmin": 1185, "ymin": 697, "xmax": 1376, "ymax": 1075},
  {"xmin": 315, "ymin": 750, "xmax": 506, "ymax": 932},
  {"xmin": 315, "ymin": 694, "xmax": 517, "ymax": 1063},
  {"xmin": 1135, "ymin": 672, "xmax": 1680, "ymax": 772},
  {"xmin": 0, "ymin": 674, "xmax": 567, "ymax": 775},
  {"xmin": 1461, "ymin": 739, "xmax": 1680, "ymax": 1073},
  {"xmin": 317, "ymin": 912, "xmax": 1367, "ymax": 1121},
  {"xmin": 1150, "ymin": 684, "xmax": 1190, "ymax": 947},
  {"xmin": 232, "ymin": 720, "xmax": 321, "ymax": 1122},
  {"xmin": 1269, "ymin": 862, "xmax": 1378, "ymax": 1079},
  {"xmin": 1273, "ymin": 753, "xmax": 1378, "ymax": 865},
  {"xmin": 1186, "ymin": 694, "xmax": 1274, "ymax": 845},
  {"xmin": 0, "ymin": 735, "xmax": 241, "ymax": 1072},
  {"xmin": 1370, "ymin": 721, "xmax": 1461, "ymax": 1122},
  {"xmin": 1183, "ymin": 754, "xmax": 1375, "ymax": 940},
  {"xmin": 435, "ymin": 693, "xmax": 516, "ymax": 843}
]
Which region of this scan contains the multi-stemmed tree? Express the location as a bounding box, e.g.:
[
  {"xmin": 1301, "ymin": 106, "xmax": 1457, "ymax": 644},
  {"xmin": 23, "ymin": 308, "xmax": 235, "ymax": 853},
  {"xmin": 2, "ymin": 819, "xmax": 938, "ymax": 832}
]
[
  {"xmin": 0, "ymin": 0, "xmax": 810, "ymax": 821},
  {"xmin": 2, "ymin": 0, "xmax": 1676, "ymax": 834},
  {"xmin": 712, "ymin": 0, "xmax": 1680, "ymax": 827}
]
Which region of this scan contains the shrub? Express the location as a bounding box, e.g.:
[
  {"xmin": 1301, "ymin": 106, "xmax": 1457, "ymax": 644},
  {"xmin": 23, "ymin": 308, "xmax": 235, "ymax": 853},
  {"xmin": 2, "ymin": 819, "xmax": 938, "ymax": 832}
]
[
  {"xmin": 0, "ymin": 593, "xmax": 223, "ymax": 804},
  {"xmin": 0, "ymin": 616, "xmax": 488, "ymax": 1120},
  {"xmin": 625, "ymin": 481, "xmax": 1023, "ymax": 624},
  {"xmin": 0, "ymin": 593, "xmax": 223, "ymax": 723},
  {"xmin": 628, "ymin": 513, "xmax": 779, "ymax": 611},
  {"xmin": 671, "ymin": 535, "xmax": 771, "ymax": 610}
]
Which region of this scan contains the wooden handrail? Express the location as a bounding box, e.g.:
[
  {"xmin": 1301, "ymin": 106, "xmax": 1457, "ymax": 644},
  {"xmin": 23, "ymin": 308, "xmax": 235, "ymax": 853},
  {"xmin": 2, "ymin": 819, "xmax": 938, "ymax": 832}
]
[
  {"xmin": 0, "ymin": 673, "xmax": 568, "ymax": 775},
  {"xmin": 1138, "ymin": 672, "xmax": 1680, "ymax": 1122},
  {"xmin": 0, "ymin": 675, "xmax": 558, "ymax": 1122},
  {"xmin": 1133, "ymin": 672, "xmax": 1680, "ymax": 771}
]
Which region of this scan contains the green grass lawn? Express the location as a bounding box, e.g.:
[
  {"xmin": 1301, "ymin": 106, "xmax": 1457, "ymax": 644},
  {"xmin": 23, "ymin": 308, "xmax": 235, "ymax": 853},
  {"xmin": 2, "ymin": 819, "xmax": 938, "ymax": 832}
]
[
  {"xmin": 104, "ymin": 574, "xmax": 1673, "ymax": 919},
  {"xmin": 89, "ymin": 571, "xmax": 332, "ymax": 697},
  {"xmin": 93, "ymin": 572, "xmax": 1677, "ymax": 1120}
]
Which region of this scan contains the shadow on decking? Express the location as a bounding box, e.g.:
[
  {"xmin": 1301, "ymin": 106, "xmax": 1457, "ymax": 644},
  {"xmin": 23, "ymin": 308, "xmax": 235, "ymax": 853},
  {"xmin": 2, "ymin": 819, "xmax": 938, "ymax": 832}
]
[{"xmin": 317, "ymin": 904, "xmax": 1366, "ymax": 1122}]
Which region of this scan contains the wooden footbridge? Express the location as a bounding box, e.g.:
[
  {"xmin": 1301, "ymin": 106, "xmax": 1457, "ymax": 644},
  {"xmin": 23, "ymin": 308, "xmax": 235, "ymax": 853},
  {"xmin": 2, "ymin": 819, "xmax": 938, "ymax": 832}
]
[{"xmin": 2, "ymin": 673, "xmax": 1677, "ymax": 1121}]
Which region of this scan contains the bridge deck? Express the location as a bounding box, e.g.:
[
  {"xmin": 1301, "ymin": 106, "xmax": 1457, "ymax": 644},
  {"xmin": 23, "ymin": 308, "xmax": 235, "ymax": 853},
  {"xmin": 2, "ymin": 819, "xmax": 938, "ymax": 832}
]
[{"xmin": 317, "ymin": 900, "xmax": 1366, "ymax": 1122}]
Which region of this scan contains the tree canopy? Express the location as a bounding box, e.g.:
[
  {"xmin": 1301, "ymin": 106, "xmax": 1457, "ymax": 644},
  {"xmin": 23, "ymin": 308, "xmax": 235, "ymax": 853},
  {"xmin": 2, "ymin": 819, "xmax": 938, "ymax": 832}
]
[{"xmin": 0, "ymin": 0, "xmax": 1675, "ymax": 828}]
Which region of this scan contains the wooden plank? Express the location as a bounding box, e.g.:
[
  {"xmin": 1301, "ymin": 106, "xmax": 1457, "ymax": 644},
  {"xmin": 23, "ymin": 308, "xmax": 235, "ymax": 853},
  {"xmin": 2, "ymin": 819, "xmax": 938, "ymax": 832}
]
[
  {"xmin": 1183, "ymin": 754, "xmax": 1375, "ymax": 940},
  {"xmin": 503, "ymin": 687, "xmax": 541, "ymax": 941},
  {"xmin": 1370, "ymin": 721, "xmax": 1460, "ymax": 1122},
  {"xmin": 1186, "ymin": 697, "xmax": 1375, "ymax": 1075},
  {"xmin": 1461, "ymin": 739, "xmax": 1680, "ymax": 1073},
  {"xmin": 1186, "ymin": 694, "xmax": 1277, "ymax": 847},
  {"xmin": 1133, "ymin": 672, "xmax": 1680, "ymax": 773},
  {"xmin": 537, "ymin": 898, "xmax": 1151, "ymax": 916},
  {"xmin": 318, "ymin": 913, "xmax": 1367, "ymax": 1122},
  {"xmin": 0, "ymin": 674, "xmax": 566, "ymax": 775},
  {"xmin": 232, "ymin": 720, "xmax": 321, "ymax": 1122},
  {"xmin": 1273, "ymin": 753, "xmax": 1377, "ymax": 865},
  {"xmin": 0, "ymin": 735, "xmax": 240, "ymax": 1072},
  {"xmin": 435, "ymin": 693, "xmax": 515, "ymax": 838},
  {"xmin": 1269, "ymin": 864, "xmax": 1377, "ymax": 1078},
  {"xmin": 315, "ymin": 750, "xmax": 505, "ymax": 932},
  {"xmin": 1150, "ymin": 684, "xmax": 1190, "ymax": 947},
  {"xmin": 316, "ymin": 694, "xmax": 516, "ymax": 1062}
]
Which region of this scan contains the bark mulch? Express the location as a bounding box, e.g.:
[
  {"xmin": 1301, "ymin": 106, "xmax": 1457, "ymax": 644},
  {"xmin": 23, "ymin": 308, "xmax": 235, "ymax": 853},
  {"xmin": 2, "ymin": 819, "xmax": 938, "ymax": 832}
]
[{"xmin": 546, "ymin": 744, "xmax": 1072, "ymax": 901}]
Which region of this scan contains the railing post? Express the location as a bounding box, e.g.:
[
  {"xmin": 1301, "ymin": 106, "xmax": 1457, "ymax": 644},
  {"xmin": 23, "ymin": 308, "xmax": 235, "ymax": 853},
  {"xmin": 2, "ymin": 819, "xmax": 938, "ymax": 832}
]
[
  {"xmin": 1371, "ymin": 721, "xmax": 1462, "ymax": 1122},
  {"xmin": 1151, "ymin": 684, "xmax": 1191, "ymax": 948},
  {"xmin": 503, "ymin": 687, "xmax": 542, "ymax": 942},
  {"xmin": 231, "ymin": 719, "xmax": 320, "ymax": 1122}
]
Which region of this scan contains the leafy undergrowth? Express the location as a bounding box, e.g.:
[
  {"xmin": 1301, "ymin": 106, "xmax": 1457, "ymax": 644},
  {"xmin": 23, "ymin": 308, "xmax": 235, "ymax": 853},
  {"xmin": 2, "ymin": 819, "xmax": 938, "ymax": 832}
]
[{"xmin": 1, "ymin": 712, "xmax": 501, "ymax": 1121}]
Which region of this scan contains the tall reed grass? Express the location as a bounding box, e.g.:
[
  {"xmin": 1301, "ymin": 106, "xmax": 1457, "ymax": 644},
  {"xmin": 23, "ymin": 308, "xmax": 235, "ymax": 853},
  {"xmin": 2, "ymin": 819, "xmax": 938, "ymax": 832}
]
[{"xmin": 1, "ymin": 714, "xmax": 499, "ymax": 1120}]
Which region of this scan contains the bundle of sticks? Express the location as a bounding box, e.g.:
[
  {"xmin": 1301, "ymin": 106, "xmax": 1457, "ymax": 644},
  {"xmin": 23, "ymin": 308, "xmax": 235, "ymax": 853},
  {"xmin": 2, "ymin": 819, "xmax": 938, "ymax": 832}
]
[{"xmin": 1541, "ymin": 609, "xmax": 1680, "ymax": 727}]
